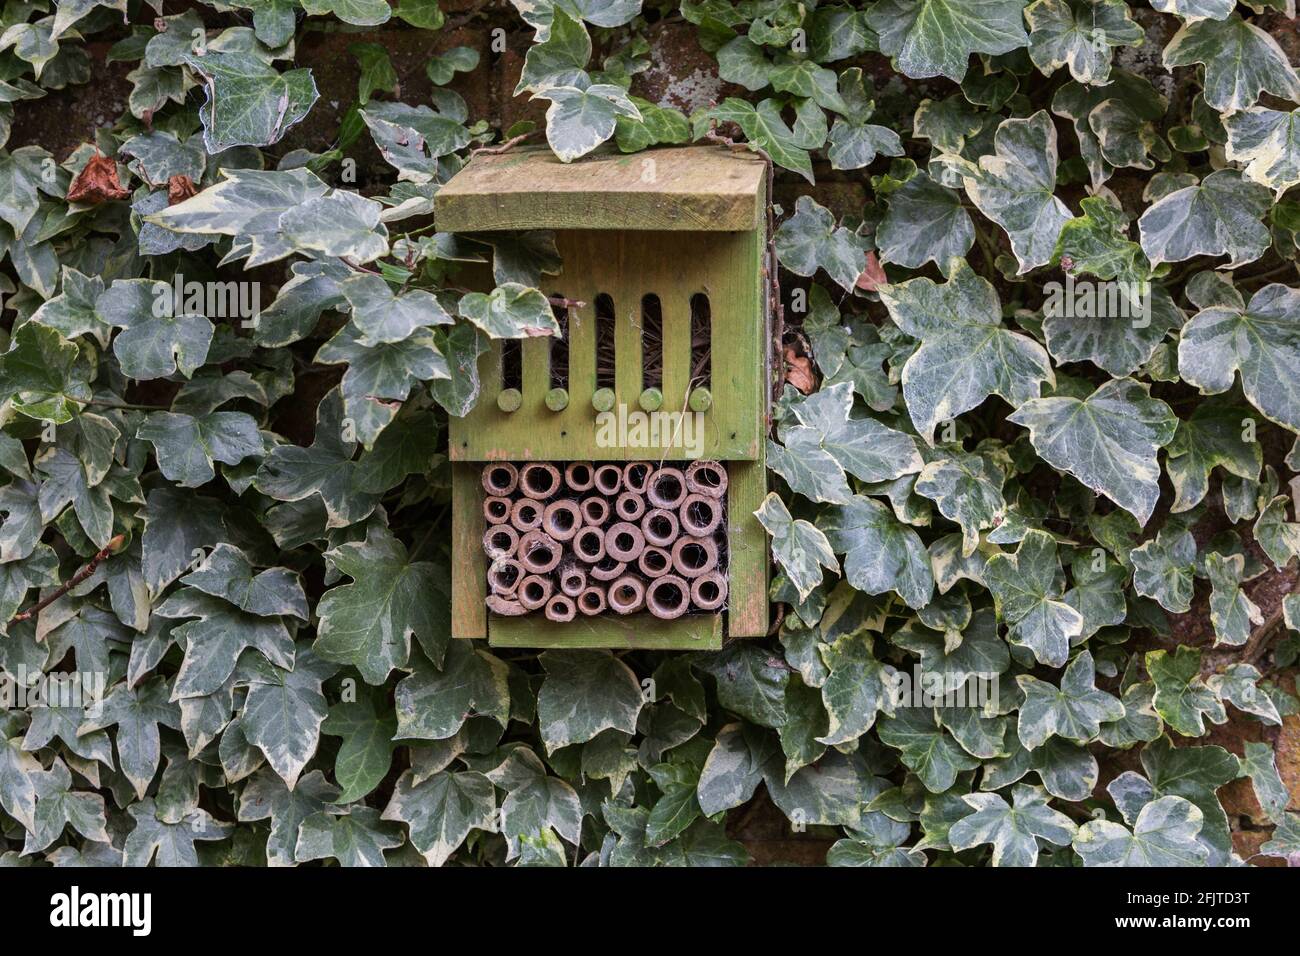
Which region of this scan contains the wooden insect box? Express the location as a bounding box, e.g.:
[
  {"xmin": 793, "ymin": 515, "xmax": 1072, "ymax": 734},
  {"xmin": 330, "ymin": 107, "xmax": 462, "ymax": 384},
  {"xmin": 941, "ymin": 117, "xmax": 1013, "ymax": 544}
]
[{"xmin": 436, "ymin": 145, "xmax": 771, "ymax": 650}]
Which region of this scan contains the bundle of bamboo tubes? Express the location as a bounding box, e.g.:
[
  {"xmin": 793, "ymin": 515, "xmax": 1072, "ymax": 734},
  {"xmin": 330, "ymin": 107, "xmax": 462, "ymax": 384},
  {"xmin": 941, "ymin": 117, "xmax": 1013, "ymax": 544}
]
[{"xmin": 482, "ymin": 459, "xmax": 729, "ymax": 620}]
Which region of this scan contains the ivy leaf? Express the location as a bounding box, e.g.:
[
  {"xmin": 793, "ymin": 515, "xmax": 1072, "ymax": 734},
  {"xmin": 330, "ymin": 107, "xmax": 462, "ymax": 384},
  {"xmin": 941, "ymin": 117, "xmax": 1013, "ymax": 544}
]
[
  {"xmin": 1149, "ymin": 0, "xmax": 1236, "ymax": 17},
  {"xmin": 826, "ymin": 68, "xmax": 903, "ymax": 170},
  {"xmin": 516, "ymin": 8, "xmax": 590, "ymax": 93},
  {"xmin": 78, "ymin": 677, "xmax": 180, "ymax": 799},
  {"xmin": 136, "ymin": 411, "xmax": 263, "ymax": 488},
  {"xmin": 1025, "ymin": 0, "xmax": 1142, "ymax": 86},
  {"xmin": 240, "ymin": 649, "xmax": 336, "ymax": 790},
  {"xmin": 457, "ymin": 283, "xmax": 560, "ymax": 339},
  {"xmin": 700, "ymin": 98, "xmax": 813, "ymax": 182},
  {"xmin": 1204, "ymin": 551, "xmax": 1263, "ymax": 647},
  {"xmin": 1073, "ymin": 795, "xmax": 1209, "ymax": 866},
  {"xmin": 318, "ymin": 692, "xmax": 397, "ymax": 805},
  {"xmin": 394, "ymin": 643, "xmax": 511, "ymax": 741},
  {"xmin": 1009, "ymin": 378, "xmax": 1177, "ymax": 525},
  {"xmin": 1177, "ymin": 283, "xmax": 1300, "ymax": 434},
  {"xmin": 535, "ymin": 83, "xmax": 640, "ymax": 162},
  {"xmin": 237, "ymin": 768, "xmax": 339, "ymax": 866},
  {"xmin": 123, "ymin": 798, "xmax": 233, "ymax": 867},
  {"xmin": 985, "ymin": 530, "xmax": 1083, "ymax": 668},
  {"xmin": 876, "ymin": 706, "xmax": 980, "ymax": 793},
  {"xmin": 816, "ymin": 633, "xmax": 891, "ymax": 745},
  {"xmin": 949, "ymin": 111, "xmax": 1072, "ymax": 273},
  {"xmin": 755, "ymin": 493, "xmax": 838, "ymax": 602},
  {"xmin": 866, "ymin": 0, "xmax": 1029, "ymax": 82},
  {"xmin": 1207, "ymin": 662, "xmax": 1282, "ymax": 726},
  {"xmin": 1016, "ymin": 651, "xmax": 1124, "ymax": 750},
  {"xmin": 24, "ymin": 758, "xmax": 110, "ymax": 855},
  {"xmin": 949, "ymin": 783, "xmax": 1077, "ymax": 866},
  {"xmin": 295, "ymin": 807, "xmax": 404, "ymax": 867},
  {"xmin": 1162, "ymin": 13, "xmax": 1300, "ymax": 113},
  {"xmin": 891, "ymin": 608, "xmax": 1011, "ymax": 687},
  {"xmin": 381, "ymin": 768, "xmax": 497, "ymax": 866},
  {"xmin": 30, "ymin": 268, "xmax": 111, "ymax": 342},
  {"xmin": 0, "ymin": 321, "xmax": 91, "ymax": 423},
  {"xmin": 0, "ymin": 735, "xmax": 41, "ymax": 830},
  {"xmin": 774, "ymin": 196, "xmax": 865, "ymax": 293},
  {"xmin": 915, "ymin": 453, "xmax": 1006, "ymax": 557},
  {"xmin": 338, "ymin": 273, "xmax": 454, "ymax": 347},
  {"xmin": 97, "ymin": 278, "xmax": 213, "ymax": 381},
  {"xmin": 1255, "ymin": 495, "xmax": 1300, "ymax": 570},
  {"xmin": 1164, "ymin": 402, "xmax": 1261, "ymax": 513},
  {"xmin": 1261, "ymin": 814, "xmax": 1300, "ymax": 862},
  {"xmin": 697, "ymin": 723, "xmax": 780, "ymax": 816},
  {"xmin": 183, "ymin": 52, "xmax": 319, "ymax": 152},
  {"xmin": 1240, "ymin": 741, "xmax": 1288, "ymax": 824},
  {"xmin": 819, "ymin": 494, "xmax": 935, "ymax": 610},
  {"xmin": 1137, "ymin": 169, "xmax": 1272, "ymax": 268},
  {"xmin": 880, "ymin": 258, "xmax": 1053, "ymax": 445},
  {"xmin": 1130, "ymin": 528, "xmax": 1197, "ymax": 613},
  {"xmin": 299, "ymin": 0, "xmax": 391, "ymax": 26},
  {"xmin": 1147, "ymin": 646, "xmax": 1227, "ymax": 737},
  {"xmin": 1225, "ymin": 107, "xmax": 1300, "ymax": 197},
  {"xmin": 876, "ymin": 170, "xmax": 974, "ymax": 272},
  {"xmin": 537, "ymin": 650, "xmax": 643, "ymax": 752},
  {"xmin": 316, "ymin": 522, "xmax": 447, "ymax": 684},
  {"xmin": 279, "ymin": 192, "xmax": 390, "ymax": 264}
]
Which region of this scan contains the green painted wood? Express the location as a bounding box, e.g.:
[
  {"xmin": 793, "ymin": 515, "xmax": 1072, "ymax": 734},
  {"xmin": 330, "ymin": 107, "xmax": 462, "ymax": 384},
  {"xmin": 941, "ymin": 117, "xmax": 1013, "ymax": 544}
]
[
  {"xmin": 726, "ymin": 447, "xmax": 769, "ymax": 638},
  {"xmin": 451, "ymin": 464, "xmax": 487, "ymax": 639},
  {"xmin": 489, "ymin": 612, "xmax": 723, "ymax": 649}
]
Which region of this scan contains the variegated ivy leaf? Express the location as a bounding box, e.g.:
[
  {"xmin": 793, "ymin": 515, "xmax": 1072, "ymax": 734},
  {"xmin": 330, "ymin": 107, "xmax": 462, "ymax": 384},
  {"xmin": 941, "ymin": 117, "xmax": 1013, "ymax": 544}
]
[
  {"xmin": 1164, "ymin": 401, "xmax": 1262, "ymax": 512},
  {"xmin": 24, "ymin": 758, "xmax": 110, "ymax": 855},
  {"xmin": 1162, "ymin": 13, "xmax": 1300, "ymax": 113},
  {"xmin": 1052, "ymin": 195, "xmax": 1151, "ymax": 287},
  {"xmin": 985, "ymin": 530, "xmax": 1083, "ymax": 668},
  {"xmin": 1149, "ymin": 0, "xmax": 1236, "ymax": 18},
  {"xmin": 914, "ymin": 452, "xmax": 1006, "ymax": 557},
  {"xmin": 315, "ymin": 522, "xmax": 448, "ymax": 685},
  {"xmin": 1064, "ymin": 551, "xmax": 1127, "ymax": 638},
  {"xmin": 299, "ymin": 0, "xmax": 391, "ymax": 25},
  {"xmin": 1225, "ymin": 107, "xmax": 1300, "ymax": 198},
  {"xmin": 876, "ymin": 706, "xmax": 981, "ymax": 793},
  {"xmin": 96, "ymin": 278, "xmax": 213, "ymax": 381},
  {"xmin": 146, "ymin": 168, "xmax": 331, "ymax": 268},
  {"xmin": 78, "ymin": 677, "xmax": 180, "ymax": 800},
  {"xmin": 338, "ymin": 273, "xmax": 454, "ymax": 346},
  {"xmin": 947, "ymin": 111, "xmax": 1072, "ymax": 273},
  {"xmin": 696, "ymin": 723, "xmax": 780, "ymax": 816},
  {"xmin": 295, "ymin": 806, "xmax": 404, "ymax": 867},
  {"xmin": 238, "ymin": 649, "xmax": 336, "ymax": 790},
  {"xmin": 774, "ymin": 196, "xmax": 865, "ymax": 294},
  {"xmin": 30, "ymin": 267, "xmax": 110, "ymax": 343},
  {"xmin": 510, "ymin": 0, "xmax": 643, "ymax": 39},
  {"xmin": 818, "ymin": 494, "xmax": 935, "ymax": 610},
  {"xmin": 394, "ymin": 642, "xmax": 510, "ymax": 741},
  {"xmin": 238, "ymin": 768, "xmax": 338, "ymax": 867},
  {"xmin": 183, "ymin": 52, "xmax": 318, "ymax": 153},
  {"xmin": 1261, "ymin": 814, "xmax": 1300, "ymax": 861},
  {"xmin": 1099, "ymin": 683, "xmax": 1163, "ymax": 749},
  {"xmin": 1255, "ymin": 495, "xmax": 1300, "ymax": 569},
  {"xmin": 816, "ymin": 632, "xmax": 892, "ymax": 746},
  {"xmin": 0, "ymin": 321, "xmax": 92, "ymax": 424},
  {"xmin": 826, "ymin": 68, "xmax": 904, "ymax": 170},
  {"xmin": 515, "ymin": 8, "xmax": 590, "ymax": 94},
  {"xmin": 1204, "ymin": 551, "xmax": 1263, "ymax": 647},
  {"xmin": 948, "ymin": 783, "xmax": 1077, "ymax": 866},
  {"xmin": 880, "ymin": 258, "xmax": 1053, "ymax": 445},
  {"xmin": 1239, "ymin": 741, "xmax": 1288, "ymax": 824},
  {"xmin": 534, "ymin": 83, "xmax": 640, "ymax": 163},
  {"xmin": 361, "ymin": 101, "xmax": 473, "ymax": 184},
  {"xmin": 1147, "ymin": 646, "xmax": 1227, "ymax": 737},
  {"xmin": 1130, "ymin": 528, "xmax": 1197, "ymax": 613},
  {"xmin": 891, "ymin": 608, "xmax": 1011, "ymax": 689},
  {"xmin": 866, "ymin": 0, "xmax": 1029, "ymax": 82},
  {"xmin": 1073, "ymin": 795, "xmax": 1209, "ymax": 866},
  {"xmin": 1009, "ymin": 378, "xmax": 1177, "ymax": 525},
  {"xmin": 381, "ymin": 769, "xmax": 497, "ymax": 867},
  {"xmin": 279, "ymin": 191, "xmax": 389, "ymax": 264},
  {"xmin": 755, "ymin": 493, "xmax": 838, "ymax": 602},
  {"xmin": 136, "ymin": 410, "xmax": 263, "ymax": 488},
  {"xmin": 124, "ymin": 798, "xmax": 233, "ymax": 867},
  {"xmin": 1025, "ymin": 0, "xmax": 1142, "ymax": 86},
  {"xmin": 457, "ymin": 283, "xmax": 560, "ymax": 339},
  {"xmin": 1207, "ymin": 662, "xmax": 1282, "ymax": 726},
  {"xmin": 1138, "ymin": 170, "xmax": 1272, "ymax": 269},
  {"xmin": 1177, "ymin": 283, "xmax": 1300, "ymax": 434},
  {"xmin": 699, "ymin": 98, "xmax": 813, "ymax": 183},
  {"xmin": 537, "ymin": 650, "xmax": 643, "ymax": 752},
  {"xmin": 1016, "ymin": 651, "xmax": 1124, "ymax": 750},
  {"xmin": 875, "ymin": 170, "xmax": 974, "ymax": 272}
]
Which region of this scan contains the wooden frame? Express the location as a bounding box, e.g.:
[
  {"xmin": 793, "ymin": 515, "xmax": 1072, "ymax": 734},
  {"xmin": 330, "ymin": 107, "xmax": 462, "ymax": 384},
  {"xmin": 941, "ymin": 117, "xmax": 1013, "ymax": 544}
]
[{"xmin": 438, "ymin": 146, "xmax": 770, "ymax": 650}]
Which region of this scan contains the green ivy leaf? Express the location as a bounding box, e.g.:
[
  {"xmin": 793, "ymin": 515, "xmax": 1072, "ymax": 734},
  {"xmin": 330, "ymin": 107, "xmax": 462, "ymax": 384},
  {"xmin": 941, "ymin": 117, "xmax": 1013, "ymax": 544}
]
[
  {"xmin": 755, "ymin": 493, "xmax": 838, "ymax": 601},
  {"xmin": 1016, "ymin": 651, "xmax": 1124, "ymax": 749},
  {"xmin": 948, "ymin": 783, "xmax": 1077, "ymax": 866},
  {"xmin": 1147, "ymin": 646, "xmax": 1227, "ymax": 737},
  {"xmin": 819, "ymin": 494, "xmax": 935, "ymax": 610},
  {"xmin": 1073, "ymin": 795, "xmax": 1209, "ymax": 866},
  {"xmin": 184, "ymin": 52, "xmax": 319, "ymax": 153},
  {"xmin": 866, "ymin": 0, "xmax": 1029, "ymax": 82}
]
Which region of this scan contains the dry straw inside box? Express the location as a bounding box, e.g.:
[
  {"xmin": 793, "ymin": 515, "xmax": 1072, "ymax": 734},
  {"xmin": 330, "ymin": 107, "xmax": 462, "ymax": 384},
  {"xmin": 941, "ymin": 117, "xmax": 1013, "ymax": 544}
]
[{"xmin": 439, "ymin": 146, "xmax": 772, "ymax": 650}]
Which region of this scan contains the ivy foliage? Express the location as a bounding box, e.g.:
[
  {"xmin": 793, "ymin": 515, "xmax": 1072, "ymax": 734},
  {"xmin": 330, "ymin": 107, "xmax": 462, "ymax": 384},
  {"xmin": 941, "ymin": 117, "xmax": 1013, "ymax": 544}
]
[{"xmin": 0, "ymin": 0, "xmax": 1299, "ymax": 868}]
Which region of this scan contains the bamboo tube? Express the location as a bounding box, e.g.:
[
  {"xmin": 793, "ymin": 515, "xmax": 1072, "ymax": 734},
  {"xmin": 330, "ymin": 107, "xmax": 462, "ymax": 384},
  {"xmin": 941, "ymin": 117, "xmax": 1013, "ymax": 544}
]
[
  {"xmin": 605, "ymin": 522, "xmax": 645, "ymax": 562},
  {"xmin": 671, "ymin": 535, "xmax": 719, "ymax": 578},
  {"xmin": 558, "ymin": 559, "xmax": 587, "ymax": 597},
  {"xmin": 577, "ymin": 586, "xmax": 607, "ymax": 616},
  {"xmin": 518, "ymin": 530, "xmax": 562, "ymax": 574},
  {"xmin": 679, "ymin": 493, "xmax": 722, "ymax": 536},
  {"xmin": 482, "ymin": 525, "xmax": 518, "ymax": 560},
  {"xmin": 594, "ymin": 464, "xmax": 623, "ymax": 496},
  {"xmin": 573, "ymin": 526, "xmax": 607, "ymax": 563},
  {"xmin": 690, "ymin": 571, "xmax": 728, "ymax": 611},
  {"xmin": 545, "ymin": 594, "xmax": 576, "ymax": 622},
  {"xmin": 483, "ymin": 496, "xmax": 512, "ymax": 525},
  {"xmin": 564, "ymin": 461, "xmax": 595, "ymax": 492},
  {"xmin": 510, "ymin": 498, "xmax": 544, "ymax": 532},
  {"xmin": 646, "ymin": 574, "xmax": 689, "ymax": 620},
  {"xmin": 637, "ymin": 546, "xmax": 672, "ymax": 579},
  {"xmin": 641, "ymin": 508, "xmax": 679, "ymax": 547},
  {"xmin": 685, "ymin": 460, "xmax": 728, "ymax": 498},
  {"xmin": 580, "ymin": 496, "xmax": 611, "ymax": 526},
  {"xmin": 647, "ymin": 467, "xmax": 687, "ymax": 508},
  {"xmin": 519, "ymin": 462, "xmax": 561, "ymax": 499},
  {"xmin": 623, "ymin": 461, "xmax": 654, "ymax": 494},
  {"xmin": 542, "ymin": 500, "xmax": 582, "ymax": 542},
  {"xmin": 487, "ymin": 557, "xmax": 523, "ymax": 597},
  {"xmin": 607, "ymin": 575, "xmax": 645, "ymax": 615},
  {"xmin": 615, "ymin": 491, "xmax": 646, "ymax": 522},
  {"xmin": 486, "ymin": 595, "xmax": 526, "ymax": 616},
  {"xmin": 518, "ymin": 574, "xmax": 553, "ymax": 610},
  {"xmin": 590, "ymin": 556, "xmax": 627, "ymax": 582},
  {"xmin": 481, "ymin": 463, "xmax": 518, "ymax": 496}
]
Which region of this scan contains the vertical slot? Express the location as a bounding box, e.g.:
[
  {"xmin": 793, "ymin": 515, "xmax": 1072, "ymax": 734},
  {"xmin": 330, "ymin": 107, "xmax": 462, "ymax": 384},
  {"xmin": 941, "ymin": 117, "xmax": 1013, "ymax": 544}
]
[
  {"xmin": 501, "ymin": 339, "xmax": 522, "ymax": 391},
  {"xmin": 641, "ymin": 294, "xmax": 662, "ymax": 391},
  {"xmin": 549, "ymin": 293, "xmax": 569, "ymax": 390},
  {"xmin": 690, "ymin": 292, "xmax": 711, "ymax": 388},
  {"xmin": 595, "ymin": 292, "xmax": 616, "ymax": 390}
]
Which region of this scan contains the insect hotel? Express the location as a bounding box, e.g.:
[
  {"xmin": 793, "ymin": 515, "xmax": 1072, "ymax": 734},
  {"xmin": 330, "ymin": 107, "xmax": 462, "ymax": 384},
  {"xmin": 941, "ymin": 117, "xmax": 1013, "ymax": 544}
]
[{"xmin": 437, "ymin": 146, "xmax": 771, "ymax": 649}]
